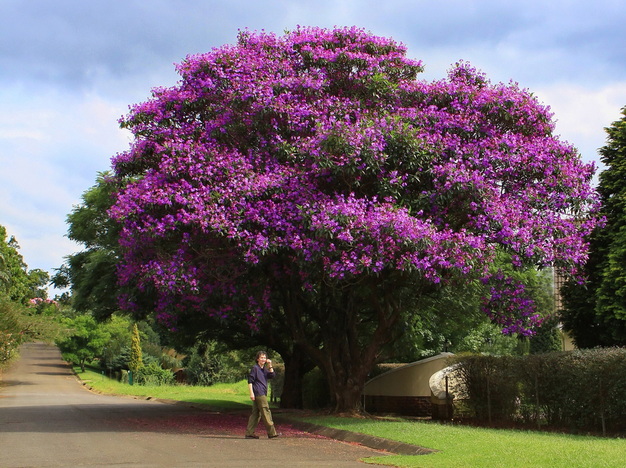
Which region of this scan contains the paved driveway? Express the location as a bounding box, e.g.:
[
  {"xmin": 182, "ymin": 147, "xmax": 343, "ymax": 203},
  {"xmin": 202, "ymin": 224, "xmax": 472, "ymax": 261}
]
[{"xmin": 0, "ymin": 342, "xmax": 390, "ymax": 467}]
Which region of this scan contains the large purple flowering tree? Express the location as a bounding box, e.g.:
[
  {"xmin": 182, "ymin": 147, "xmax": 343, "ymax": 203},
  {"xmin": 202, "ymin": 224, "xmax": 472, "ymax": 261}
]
[{"xmin": 110, "ymin": 27, "xmax": 599, "ymax": 412}]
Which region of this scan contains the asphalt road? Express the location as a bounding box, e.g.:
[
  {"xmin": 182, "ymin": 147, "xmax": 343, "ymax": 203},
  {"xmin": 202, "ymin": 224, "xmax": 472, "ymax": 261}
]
[{"xmin": 0, "ymin": 342, "xmax": 390, "ymax": 467}]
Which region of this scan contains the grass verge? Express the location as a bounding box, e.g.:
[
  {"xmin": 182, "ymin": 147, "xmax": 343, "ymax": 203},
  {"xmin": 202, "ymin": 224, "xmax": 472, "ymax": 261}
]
[
  {"xmin": 298, "ymin": 415, "xmax": 626, "ymax": 468},
  {"xmin": 74, "ymin": 366, "xmax": 250, "ymax": 411}
]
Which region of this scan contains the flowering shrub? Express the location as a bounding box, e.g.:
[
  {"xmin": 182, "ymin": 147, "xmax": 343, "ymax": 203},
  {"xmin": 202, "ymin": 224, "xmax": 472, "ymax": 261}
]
[
  {"xmin": 27, "ymin": 297, "xmax": 59, "ymax": 316},
  {"xmin": 109, "ymin": 27, "xmax": 601, "ymax": 410},
  {"xmin": 0, "ymin": 331, "xmax": 18, "ymax": 363},
  {"xmin": 27, "ymin": 298, "xmax": 58, "ymax": 306}
]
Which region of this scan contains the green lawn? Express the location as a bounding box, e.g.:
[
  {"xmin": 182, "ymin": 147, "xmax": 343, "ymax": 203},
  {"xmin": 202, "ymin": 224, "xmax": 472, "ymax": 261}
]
[
  {"xmin": 299, "ymin": 416, "xmax": 626, "ymax": 468},
  {"xmin": 74, "ymin": 368, "xmax": 626, "ymax": 468},
  {"xmin": 75, "ymin": 366, "xmax": 251, "ymax": 410}
]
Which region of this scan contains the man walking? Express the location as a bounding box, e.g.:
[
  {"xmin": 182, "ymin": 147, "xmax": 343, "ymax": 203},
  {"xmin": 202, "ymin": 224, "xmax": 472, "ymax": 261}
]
[{"xmin": 245, "ymin": 350, "xmax": 279, "ymax": 439}]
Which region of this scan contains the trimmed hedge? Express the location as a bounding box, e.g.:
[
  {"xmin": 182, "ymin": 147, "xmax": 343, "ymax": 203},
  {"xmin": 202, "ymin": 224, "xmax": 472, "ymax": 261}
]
[{"xmin": 451, "ymin": 348, "xmax": 626, "ymax": 434}]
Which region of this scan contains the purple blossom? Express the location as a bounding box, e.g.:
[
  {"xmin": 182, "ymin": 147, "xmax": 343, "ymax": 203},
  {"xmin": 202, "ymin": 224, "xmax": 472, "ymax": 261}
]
[
  {"xmin": 480, "ymin": 271, "xmax": 542, "ymax": 336},
  {"xmin": 109, "ymin": 27, "xmax": 601, "ymax": 334}
]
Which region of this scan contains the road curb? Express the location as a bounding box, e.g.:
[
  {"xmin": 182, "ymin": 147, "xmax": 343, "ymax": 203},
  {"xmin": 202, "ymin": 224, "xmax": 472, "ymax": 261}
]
[
  {"xmin": 157, "ymin": 400, "xmax": 436, "ymax": 456},
  {"xmin": 276, "ymin": 417, "xmax": 436, "ymax": 456}
]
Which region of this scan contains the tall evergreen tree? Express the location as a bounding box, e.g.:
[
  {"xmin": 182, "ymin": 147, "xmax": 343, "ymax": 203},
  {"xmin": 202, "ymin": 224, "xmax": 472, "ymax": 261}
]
[
  {"xmin": 129, "ymin": 323, "xmax": 143, "ymax": 373},
  {"xmin": 561, "ymin": 106, "xmax": 626, "ymax": 346}
]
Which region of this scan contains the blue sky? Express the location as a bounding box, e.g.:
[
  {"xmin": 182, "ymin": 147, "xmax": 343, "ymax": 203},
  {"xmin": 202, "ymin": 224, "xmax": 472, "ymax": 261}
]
[{"xmin": 1, "ymin": 0, "xmax": 625, "ymax": 296}]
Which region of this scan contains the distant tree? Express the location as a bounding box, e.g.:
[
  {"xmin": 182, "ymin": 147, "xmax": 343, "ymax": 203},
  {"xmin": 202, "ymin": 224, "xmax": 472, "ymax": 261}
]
[
  {"xmin": 0, "ymin": 226, "xmax": 28, "ymax": 301},
  {"xmin": 0, "ymin": 225, "xmax": 49, "ymax": 303},
  {"xmin": 528, "ymin": 316, "xmax": 562, "ymax": 354},
  {"xmin": 97, "ymin": 315, "xmax": 132, "ymax": 371},
  {"xmin": 594, "ymin": 106, "xmax": 626, "ymax": 342},
  {"xmin": 455, "ymin": 322, "xmax": 524, "ymax": 356},
  {"xmin": 110, "ymin": 28, "xmax": 600, "ymax": 412},
  {"xmin": 129, "ymin": 323, "xmax": 144, "ymax": 373},
  {"xmin": 52, "ymin": 173, "xmax": 121, "ymax": 320},
  {"xmin": 25, "ymin": 269, "xmax": 50, "ymax": 301},
  {"xmin": 56, "ymin": 315, "xmax": 111, "ymax": 372},
  {"xmin": 0, "ymin": 251, "xmax": 10, "ymax": 292},
  {"xmin": 184, "ymin": 340, "xmax": 227, "ymax": 386},
  {"xmin": 561, "ymin": 106, "xmax": 626, "ymax": 346}
]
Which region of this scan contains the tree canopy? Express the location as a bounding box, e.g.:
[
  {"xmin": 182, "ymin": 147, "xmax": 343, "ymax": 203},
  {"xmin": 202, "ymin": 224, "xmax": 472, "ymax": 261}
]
[
  {"xmin": 56, "ymin": 314, "xmax": 111, "ymax": 372},
  {"xmin": 109, "ymin": 27, "xmax": 600, "ymax": 411},
  {"xmin": 0, "ymin": 225, "xmax": 49, "ymax": 303},
  {"xmin": 52, "ymin": 172, "xmax": 123, "ymax": 320}
]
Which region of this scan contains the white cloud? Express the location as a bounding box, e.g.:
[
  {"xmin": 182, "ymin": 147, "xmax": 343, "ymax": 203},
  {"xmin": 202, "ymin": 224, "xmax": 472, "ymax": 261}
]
[
  {"xmin": 0, "ymin": 88, "xmax": 132, "ymax": 290},
  {"xmin": 534, "ymin": 82, "xmax": 626, "ymax": 166}
]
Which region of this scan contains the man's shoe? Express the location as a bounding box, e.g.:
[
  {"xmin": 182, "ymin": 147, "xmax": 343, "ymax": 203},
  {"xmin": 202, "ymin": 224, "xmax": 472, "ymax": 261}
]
[
  {"xmin": 268, "ymin": 433, "xmax": 282, "ymax": 439},
  {"xmin": 245, "ymin": 434, "xmax": 260, "ymax": 439}
]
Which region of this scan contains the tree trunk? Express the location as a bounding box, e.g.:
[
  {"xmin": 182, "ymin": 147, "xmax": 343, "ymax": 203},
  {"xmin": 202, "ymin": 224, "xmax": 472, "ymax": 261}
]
[
  {"xmin": 279, "ymin": 271, "xmax": 404, "ymax": 413},
  {"xmin": 279, "ymin": 349, "xmax": 312, "ymax": 409},
  {"xmin": 326, "ymin": 360, "xmax": 371, "ymax": 413},
  {"xmin": 320, "ymin": 322, "xmax": 387, "ymax": 413}
]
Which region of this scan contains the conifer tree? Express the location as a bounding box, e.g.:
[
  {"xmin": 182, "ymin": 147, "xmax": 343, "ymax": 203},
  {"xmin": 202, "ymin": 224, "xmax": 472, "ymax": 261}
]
[
  {"xmin": 561, "ymin": 106, "xmax": 626, "ymax": 346},
  {"xmin": 129, "ymin": 323, "xmax": 143, "ymax": 373}
]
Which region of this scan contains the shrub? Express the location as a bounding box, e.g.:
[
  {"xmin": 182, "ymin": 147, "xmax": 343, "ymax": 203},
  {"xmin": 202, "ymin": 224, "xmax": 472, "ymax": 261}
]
[
  {"xmin": 134, "ymin": 362, "xmax": 174, "ymax": 386},
  {"xmin": 516, "ymin": 352, "xmax": 568, "ymax": 426},
  {"xmin": 185, "ymin": 342, "xmax": 254, "ymax": 385},
  {"xmin": 0, "ymin": 299, "xmax": 27, "ymax": 366},
  {"xmin": 0, "ymin": 331, "xmax": 19, "ymax": 365},
  {"xmin": 185, "ymin": 341, "xmax": 226, "ymax": 386},
  {"xmin": 218, "ymin": 349, "xmax": 256, "ymax": 383},
  {"xmin": 159, "ymin": 351, "xmax": 183, "ymax": 370}
]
